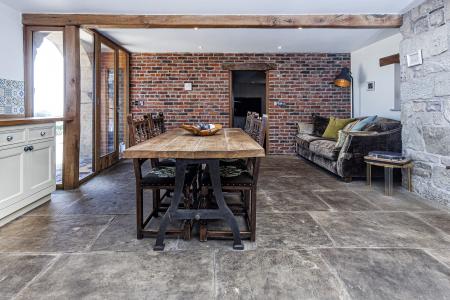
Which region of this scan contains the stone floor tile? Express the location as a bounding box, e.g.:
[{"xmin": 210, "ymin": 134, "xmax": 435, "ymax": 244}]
[
  {"xmin": 425, "ymin": 248, "xmax": 450, "ymax": 268},
  {"xmin": 215, "ymin": 249, "xmax": 345, "ymax": 300},
  {"xmin": 89, "ymin": 215, "xmax": 178, "ymax": 252},
  {"xmin": 255, "ymin": 213, "xmax": 333, "ymax": 249},
  {"xmin": 260, "ymin": 190, "xmax": 330, "ymax": 212},
  {"xmin": 312, "ymin": 212, "xmax": 450, "ymax": 248},
  {"xmin": 25, "ymin": 190, "xmax": 83, "ymax": 216},
  {"xmin": 16, "ymin": 251, "xmax": 214, "ymax": 300},
  {"xmin": 0, "ymin": 254, "xmax": 55, "ymax": 299},
  {"xmin": 355, "ymin": 190, "xmax": 439, "ymax": 211},
  {"xmin": 0, "ymin": 215, "xmax": 112, "ymax": 252},
  {"xmin": 320, "ymin": 248, "xmax": 450, "ymax": 300},
  {"xmin": 413, "ymin": 212, "xmax": 450, "ymax": 234},
  {"xmin": 315, "ymin": 191, "xmax": 380, "ymax": 211}
]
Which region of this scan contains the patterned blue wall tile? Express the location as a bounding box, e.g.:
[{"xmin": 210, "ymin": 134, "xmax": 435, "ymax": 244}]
[{"xmin": 0, "ymin": 78, "xmax": 24, "ymax": 115}]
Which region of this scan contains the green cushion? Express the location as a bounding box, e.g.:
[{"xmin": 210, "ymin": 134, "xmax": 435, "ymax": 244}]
[{"xmin": 322, "ymin": 117, "xmax": 356, "ymax": 140}]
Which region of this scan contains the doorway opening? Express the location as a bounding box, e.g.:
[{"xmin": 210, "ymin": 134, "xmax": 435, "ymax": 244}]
[{"xmin": 231, "ymin": 70, "xmax": 266, "ymax": 129}]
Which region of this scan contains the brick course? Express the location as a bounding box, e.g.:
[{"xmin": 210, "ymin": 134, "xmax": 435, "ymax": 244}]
[{"xmin": 130, "ymin": 53, "xmax": 351, "ymax": 154}]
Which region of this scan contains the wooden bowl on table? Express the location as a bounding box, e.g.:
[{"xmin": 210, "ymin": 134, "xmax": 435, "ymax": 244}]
[{"xmin": 181, "ymin": 124, "xmax": 223, "ymax": 136}]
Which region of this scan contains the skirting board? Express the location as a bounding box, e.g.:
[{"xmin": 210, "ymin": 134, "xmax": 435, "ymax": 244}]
[{"xmin": 0, "ymin": 194, "xmax": 51, "ymax": 227}]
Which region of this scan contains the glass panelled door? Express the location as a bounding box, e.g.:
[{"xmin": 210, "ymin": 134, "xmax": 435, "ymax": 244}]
[
  {"xmin": 30, "ymin": 29, "xmax": 64, "ymax": 184},
  {"xmin": 96, "ymin": 38, "xmax": 119, "ymax": 170},
  {"xmin": 79, "ymin": 29, "xmax": 95, "ymax": 180}
]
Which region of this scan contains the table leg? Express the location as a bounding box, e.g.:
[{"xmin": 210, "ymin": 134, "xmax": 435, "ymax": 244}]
[
  {"xmin": 366, "ymin": 163, "xmax": 372, "ymax": 186},
  {"xmin": 408, "ymin": 166, "xmax": 413, "ymax": 192},
  {"xmin": 207, "ymin": 159, "xmax": 244, "ymax": 250},
  {"xmin": 154, "ymin": 160, "xmax": 187, "ymax": 251},
  {"xmin": 384, "ymin": 167, "xmax": 393, "ymax": 196}
]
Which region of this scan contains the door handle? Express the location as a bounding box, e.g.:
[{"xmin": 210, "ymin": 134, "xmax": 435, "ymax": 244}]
[
  {"xmin": 40, "ymin": 131, "xmax": 46, "ymax": 136},
  {"xmin": 29, "ymin": 145, "xmax": 34, "ymax": 151},
  {"xmin": 24, "ymin": 145, "xmax": 34, "ymax": 152},
  {"xmin": 6, "ymin": 136, "xmax": 13, "ymax": 142}
]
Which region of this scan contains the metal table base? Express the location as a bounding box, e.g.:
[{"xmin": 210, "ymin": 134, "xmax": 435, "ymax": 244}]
[{"xmin": 154, "ymin": 159, "xmax": 244, "ymax": 251}]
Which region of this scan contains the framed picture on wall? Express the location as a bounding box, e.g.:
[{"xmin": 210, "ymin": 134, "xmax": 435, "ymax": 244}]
[{"xmin": 367, "ymin": 81, "xmax": 375, "ymax": 91}]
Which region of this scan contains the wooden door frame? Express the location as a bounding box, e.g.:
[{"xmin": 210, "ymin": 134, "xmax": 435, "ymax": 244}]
[
  {"xmin": 228, "ymin": 68, "xmax": 271, "ymax": 153},
  {"xmin": 94, "ymin": 35, "xmax": 120, "ymax": 172}
]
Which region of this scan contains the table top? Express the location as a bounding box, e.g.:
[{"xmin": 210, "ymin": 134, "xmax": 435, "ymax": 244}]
[
  {"xmin": 123, "ymin": 128, "xmax": 266, "ymax": 159},
  {"xmin": 364, "ymin": 155, "xmax": 412, "ymax": 167}
]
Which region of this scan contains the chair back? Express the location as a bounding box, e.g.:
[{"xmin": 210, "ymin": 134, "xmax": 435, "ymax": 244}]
[
  {"xmin": 244, "ymin": 111, "xmax": 259, "ymax": 134},
  {"xmin": 250, "ymin": 114, "xmax": 268, "ymax": 147},
  {"xmin": 127, "ymin": 114, "xmax": 153, "ymax": 147},
  {"xmin": 151, "ymin": 112, "xmax": 166, "ymax": 136}
]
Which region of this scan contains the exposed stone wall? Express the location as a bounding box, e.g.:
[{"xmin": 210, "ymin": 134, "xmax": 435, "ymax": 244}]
[
  {"xmin": 400, "ymin": 0, "xmax": 450, "ymax": 206},
  {"xmin": 130, "ymin": 53, "xmax": 351, "ymax": 154}
]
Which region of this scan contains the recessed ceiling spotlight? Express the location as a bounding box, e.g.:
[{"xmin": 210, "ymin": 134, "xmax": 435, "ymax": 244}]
[
  {"xmin": 198, "ymin": 45, "xmax": 203, "ymax": 50},
  {"xmin": 277, "ymin": 46, "xmax": 283, "ymax": 50},
  {"xmin": 194, "ymin": 27, "xmax": 199, "ymax": 30},
  {"xmin": 298, "ymin": 27, "xmax": 303, "ymax": 30}
]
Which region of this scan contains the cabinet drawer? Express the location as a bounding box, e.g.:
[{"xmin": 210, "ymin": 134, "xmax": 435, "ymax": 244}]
[
  {"xmin": 28, "ymin": 126, "xmax": 55, "ymax": 141},
  {"xmin": 0, "ymin": 129, "xmax": 26, "ymax": 147}
]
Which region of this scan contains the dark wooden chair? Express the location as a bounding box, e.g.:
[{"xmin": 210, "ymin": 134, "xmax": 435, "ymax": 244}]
[
  {"xmin": 244, "ymin": 111, "xmax": 259, "ymax": 134},
  {"xmin": 201, "ymin": 114, "xmax": 268, "ymax": 242},
  {"xmin": 127, "ymin": 114, "xmax": 198, "ymax": 240}
]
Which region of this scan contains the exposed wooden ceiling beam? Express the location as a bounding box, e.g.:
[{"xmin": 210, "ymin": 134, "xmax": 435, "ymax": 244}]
[
  {"xmin": 22, "ymin": 14, "xmax": 402, "ymax": 28},
  {"xmin": 379, "ymin": 53, "xmax": 400, "ymax": 67}
]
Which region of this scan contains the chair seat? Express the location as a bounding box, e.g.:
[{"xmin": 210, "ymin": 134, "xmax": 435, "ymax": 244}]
[
  {"xmin": 157, "ymin": 158, "xmax": 176, "ymax": 167},
  {"xmin": 219, "ymin": 158, "xmax": 247, "ymax": 169},
  {"xmin": 141, "ymin": 166, "xmax": 197, "ymax": 187},
  {"xmin": 201, "ymin": 166, "xmax": 253, "ymax": 187}
]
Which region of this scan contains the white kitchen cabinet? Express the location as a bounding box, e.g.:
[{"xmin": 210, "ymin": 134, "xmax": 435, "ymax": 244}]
[{"xmin": 0, "ymin": 122, "xmax": 57, "ymax": 226}]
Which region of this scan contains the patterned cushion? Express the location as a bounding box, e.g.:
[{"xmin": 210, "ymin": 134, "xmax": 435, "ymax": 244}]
[
  {"xmin": 220, "ymin": 158, "xmax": 247, "ymax": 169},
  {"xmin": 201, "ymin": 168, "xmax": 253, "ymax": 187},
  {"xmin": 297, "ymin": 122, "xmax": 314, "ymax": 134},
  {"xmin": 296, "ymin": 134, "xmax": 326, "ymax": 149},
  {"xmin": 309, "ymin": 139, "xmax": 341, "ymax": 160},
  {"xmin": 141, "ymin": 166, "xmax": 197, "ymax": 186}
]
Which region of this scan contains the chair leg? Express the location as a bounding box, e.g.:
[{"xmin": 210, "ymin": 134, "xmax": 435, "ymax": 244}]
[
  {"xmin": 152, "ymin": 190, "xmax": 160, "ymax": 217},
  {"xmin": 250, "ymin": 187, "xmax": 257, "ymax": 242},
  {"xmin": 136, "ymin": 186, "xmax": 143, "ymax": 239}
]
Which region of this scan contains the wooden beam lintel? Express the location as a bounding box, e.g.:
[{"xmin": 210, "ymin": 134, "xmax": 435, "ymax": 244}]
[
  {"xmin": 379, "ymin": 53, "xmax": 400, "ymax": 67},
  {"xmin": 222, "ymin": 62, "xmax": 277, "ymax": 71},
  {"xmin": 23, "ymin": 14, "xmax": 403, "ymax": 28}
]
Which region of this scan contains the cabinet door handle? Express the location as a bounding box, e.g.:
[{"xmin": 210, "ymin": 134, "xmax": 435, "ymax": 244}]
[
  {"xmin": 40, "ymin": 131, "xmax": 46, "ymax": 136},
  {"xmin": 24, "ymin": 146, "xmax": 29, "ymax": 152},
  {"xmin": 29, "ymin": 145, "xmax": 34, "ymax": 151},
  {"xmin": 6, "ymin": 136, "xmax": 13, "ymax": 142}
]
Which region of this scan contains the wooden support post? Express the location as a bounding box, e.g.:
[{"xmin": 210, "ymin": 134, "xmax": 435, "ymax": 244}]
[{"xmin": 63, "ymin": 25, "xmax": 81, "ymax": 189}]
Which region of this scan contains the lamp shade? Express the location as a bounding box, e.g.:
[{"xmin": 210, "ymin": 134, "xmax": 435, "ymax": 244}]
[{"xmin": 334, "ymin": 67, "xmax": 352, "ymax": 88}]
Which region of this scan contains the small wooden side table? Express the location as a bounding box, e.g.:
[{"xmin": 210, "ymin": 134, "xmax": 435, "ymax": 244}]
[{"xmin": 364, "ymin": 156, "xmax": 413, "ymax": 196}]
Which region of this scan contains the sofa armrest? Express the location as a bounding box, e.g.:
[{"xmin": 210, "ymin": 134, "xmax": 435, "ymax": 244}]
[
  {"xmin": 336, "ymin": 127, "xmax": 402, "ymax": 178},
  {"xmin": 346, "ymin": 127, "xmax": 402, "ymax": 158}
]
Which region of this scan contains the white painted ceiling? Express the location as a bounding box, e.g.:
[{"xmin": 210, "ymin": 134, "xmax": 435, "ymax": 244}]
[
  {"xmin": 1, "ymin": 0, "xmax": 423, "ymax": 53},
  {"xmin": 2, "ymin": 0, "xmax": 424, "ymax": 14},
  {"xmin": 99, "ymin": 28, "xmax": 400, "ymax": 53}
]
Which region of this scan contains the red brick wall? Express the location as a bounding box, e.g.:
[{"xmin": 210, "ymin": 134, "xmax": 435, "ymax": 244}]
[{"xmin": 130, "ymin": 53, "xmax": 351, "ymax": 154}]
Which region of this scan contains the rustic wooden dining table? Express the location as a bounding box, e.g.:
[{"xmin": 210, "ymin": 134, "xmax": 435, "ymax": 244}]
[{"xmin": 123, "ymin": 127, "xmax": 265, "ymax": 251}]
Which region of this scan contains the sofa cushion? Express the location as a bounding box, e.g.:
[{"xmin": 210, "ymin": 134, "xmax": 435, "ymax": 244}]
[
  {"xmin": 296, "ymin": 133, "xmax": 325, "ymax": 149},
  {"xmin": 322, "ymin": 117, "xmax": 356, "ymax": 140},
  {"xmin": 351, "ymin": 115, "xmax": 377, "ymax": 131},
  {"xmin": 309, "ymin": 139, "xmax": 341, "ymax": 160},
  {"xmin": 297, "ymin": 122, "xmax": 314, "ymax": 135},
  {"xmin": 312, "ymin": 115, "xmax": 330, "ymax": 136}
]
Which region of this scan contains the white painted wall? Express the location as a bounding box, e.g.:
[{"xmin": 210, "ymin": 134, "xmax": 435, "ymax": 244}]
[
  {"xmin": 351, "ymin": 33, "xmax": 402, "ymax": 120},
  {"xmin": 0, "ymin": 2, "xmax": 23, "ymax": 81}
]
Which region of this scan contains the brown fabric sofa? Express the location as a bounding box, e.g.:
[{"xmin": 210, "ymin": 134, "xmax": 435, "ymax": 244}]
[{"xmin": 295, "ymin": 116, "xmax": 402, "ymax": 181}]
